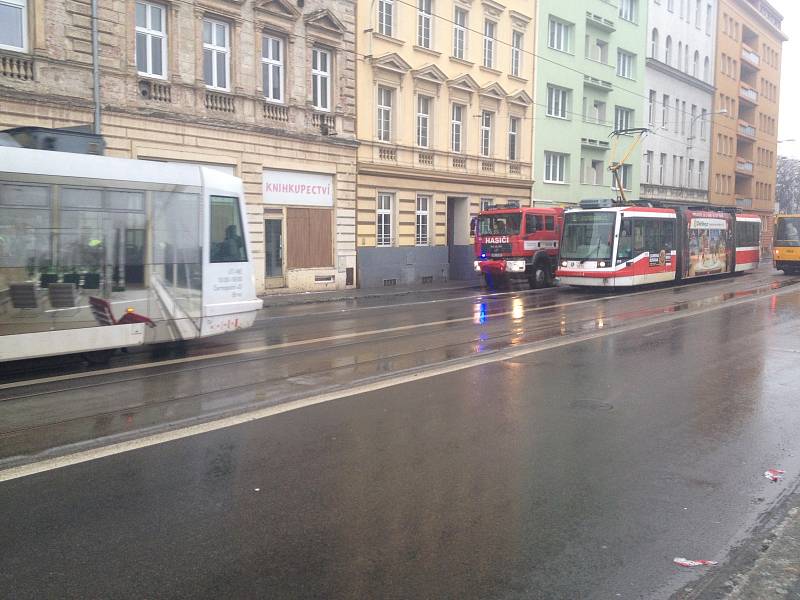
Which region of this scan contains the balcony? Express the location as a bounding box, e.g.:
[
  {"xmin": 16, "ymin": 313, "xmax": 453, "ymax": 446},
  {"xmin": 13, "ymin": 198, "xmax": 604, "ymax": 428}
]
[
  {"xmin": 586, "ymin": 12, "xmax": 616, "ymax": 32},
  {"xmin": 739, "ymin": 84, "xmax": 758, "ymax": 105},
  {"xmin": 736, "ymin": 158, "xmax": 755, "ymax": 175},
  {"xmin": 741, "ymin": 45, "xmax": 760, "ymax": 69},
  {"xmin": 737, "ymin": 121, "xmax": 757, "ymax": 140},
  {"xmin": 310, "ymin": 112, "xmax": 336, "ymax": 135},
  {"xmin": 263, "ymin": 102, "xmax": 289, "ymax": 123},
  {"xmin": 581, "ymin": 138, "xmax": 611, "ymax": 151},
  {"xmin": 205, "ymin": 90, "xmax": 235, "ymax": 113},
  {"xmin": 641, "ymin": 183, "xmax": 709, "ymax": 204},
  {"xmin": 736, "ymin": 197, "xmax": 754, "ymax": 209},
  {"xmin": 583, "ymin": 74, "xmax": 613, "ymax": 92},
  {"xmin": 138, "ymin": 79, "xmax": 171, "ymax": 103},
  {"xmin": 0, "ymin": 52, "xmax": 34, "ymax": 81}
]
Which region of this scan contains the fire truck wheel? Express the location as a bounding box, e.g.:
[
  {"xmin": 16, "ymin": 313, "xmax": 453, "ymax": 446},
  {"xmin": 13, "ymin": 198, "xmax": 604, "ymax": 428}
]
[{"xmin": 530, "ymin": 262, "xmax": 551, "ymax": 289}]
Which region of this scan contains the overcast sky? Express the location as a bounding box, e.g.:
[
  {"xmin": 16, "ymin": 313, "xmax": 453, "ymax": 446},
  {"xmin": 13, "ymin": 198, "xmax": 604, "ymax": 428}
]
[{"xmin": 770, "ymin": 0, "xmax": 799, "ymax": 158}]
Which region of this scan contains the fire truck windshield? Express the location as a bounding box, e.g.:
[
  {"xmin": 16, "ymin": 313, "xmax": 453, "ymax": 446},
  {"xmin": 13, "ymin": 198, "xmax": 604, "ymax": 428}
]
[
  {"xmin": 477, "ymin": 214, "xmax": 522, "ymax": 236},
  {"xmin": 561, "ymin": 211, "xmax": 616, "ymax": 262},
  {"xmin": 776, "ymin": 217, "xmax": 800, "ymax": 247}
]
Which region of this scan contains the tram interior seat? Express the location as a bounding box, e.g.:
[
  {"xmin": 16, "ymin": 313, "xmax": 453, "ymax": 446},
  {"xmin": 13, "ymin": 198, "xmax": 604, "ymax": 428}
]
[
  {"xmin": 9, "ymin": 283, "xmax": 41, "ymax": 311},
  {"xmin": 48, "ymin": 283, "xmax": 79, "ymax": 309}
]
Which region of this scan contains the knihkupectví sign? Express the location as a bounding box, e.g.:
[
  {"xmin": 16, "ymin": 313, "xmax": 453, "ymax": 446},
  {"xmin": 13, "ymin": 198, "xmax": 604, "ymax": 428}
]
[{"xmin": 263, "ymin": 169, "xmax": 333, "ymax": 207}]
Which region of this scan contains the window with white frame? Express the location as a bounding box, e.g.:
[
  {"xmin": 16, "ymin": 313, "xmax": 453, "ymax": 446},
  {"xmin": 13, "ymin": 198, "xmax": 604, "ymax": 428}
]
[
  {"xmin": 617, "ymin": 49, "xmax": 635, "ymax": 79},
  {"xmin": 645, "ymin": 151, "xmax": 654, "ymax": 183},
  {"xmin": 662, "ymin": 94, "xmax": 669, "ymax": 127},
  {"xmin": 261, "ymin": 34, "xmax": 284, "ymax": 103},
  {"xmin": 377, "ymin": 193, "xmax": 393, "ymax": 246},
  {"xmin": 659, "ymin": 153, "xmax": 666, "ymax": 184},
  {"xmin": 508, "ymin": 117, "xmax": 520, "ymax": 161},
  {"xmin": 416, "ymin": 95, "xmax": 431, "ymax": 147},
  {"xmin": 417, "ymin": 0, "xmax": 432, "ymax": 49},
  {"xmin": 480, "ymin": 110, "xmax": 493, "ymax": 156},
  {"xmin": 546, "ymin": 85, "xmax": 568, "ymax": 119},
  {"xmin": 700, "ymin": 108, "xmax": 707, "ymax": 139},
  {"xmin": 203, "ymin": 18, "xmax": 229, "ymax": 90},
  {"xmin": 135, "ymin": 1, "xmax": 166, "ymax": 77},
  {"xmin": 648, "ymin": 90, "xmax": 656, "ymax": 125},
  {"xmin": 706, "ymin": 3, "xmax": 712, "ymax": 34},
  {"xmin": 0, "ymin": 0, "xmax": 28, "ymax": 52},
  {"xmin": 511, "ymin": 31, "xmax": 523, "ymax": 77},
  {"xmin": 614, "ymin": 164, "xmax": 632, "ymax": 190},
  {"xmin": 312, "ymin": 47, "xmax": 331, "ymax": 111},
  {"xmin": 453, "ymin": 7, "xmax": 467, "ymax": 59},
  {"xmin": 415, "ymin": 195, "xmax": 429, "ymax": 245},
  {"xmin": 544, "ymin": 151, "xmax": 567, "ymax": 183},
  {"xmin": 614, "ymin": 106, "xmax": 633, "ymax": 131},
  {"xmin": 483, "ymin": 20, "xmax": 496, "ymax": 68},
  {"xmin": 688, "ymin": 159, "xmax": 695, "ymax": 186},
  {"xmin": 451, "ymin": 103, "xmax": 464, "ymax": 153},
  {"xmin": 619, "ymin": 0, "xmax": 636, "ymax": 22},
  {"xmin": 548, "ymin": 17, "xmax": 570, "ymax": 53},
  {"xmin": 378, "ymin": 0, "xmax": 393, "ymax": 37},
  {"xmin": 698, "ymin": 161, "xmax": 705, "ymax": 188},
  {"xmin": 695, "ymin": 0, "xmax": 701, "ymax": 27},
  {"xmin": 377, "ymin": 86, "xmax": 393, "ymax": 142}
]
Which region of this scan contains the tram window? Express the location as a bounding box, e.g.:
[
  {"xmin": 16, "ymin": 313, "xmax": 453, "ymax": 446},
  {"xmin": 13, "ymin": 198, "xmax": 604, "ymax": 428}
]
[
  {"xmin": 210, "ymin": 195, "xmax": 247, "ymax": 263},
  {"xmin": 662, "ymin": 220, "xmax": 675, "ymax": 251},
  {"xmin": 545, "ymin": 216, "xmax": 555, "ymax": 231},
  {"xmin": 107, "ymin": 191, "xmax": 145, "ymax": 211},
  {"xmin": 617, "ymin": 218, "xmax": 634, "ymax": 262},
  {"xmin": 0, "ymin": 183, "xmax": 50, "ymax": 207},
  {"xmin": 61, "ymin": 188, "xmax": 103, "ymax": 209}
]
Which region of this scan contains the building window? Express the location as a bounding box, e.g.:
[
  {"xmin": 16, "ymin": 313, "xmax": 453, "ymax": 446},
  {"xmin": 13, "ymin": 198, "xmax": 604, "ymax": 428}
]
[
  {"xmin": 617, "ymin": 49, "xmax": 635, "ymax": 79},
  {"xmin": 648, "ymin": 90, "xmax": 656, "ymax": 125},
  {"xmin": 544, "ymin": 151, "xmax": 567, "ymax": 183},
  {"xmin": 451, "ymin": 104, "xmax": 464, "ymax": 153},
  {"xmin": 706, "ymin": 3, "xmax": 712, "ymax": 34},
  {"xmin": 508, "ymin": 117, "xmax": 520, "ymax": 161},
  {"xmin": 667, "ymin": 0, "xmax": 674, "ymax": 11},
  {"xmin": 614, "ymin": 106, "xmax": 633, "ymax": 131},
  {"xmin": 311, "ymin": 47, "xmax": 331, "ymax": 112},
  {"xmin": 416, "ymin": 95, "xmax": 431, "ymax": 147},
  {"xmin": 662, "ymin": 94, "xmax": 669, "ymax": 127},
  {"xmin": 377, "ymin": 86, "xmax": 393, "ymax": 142},
  {"xmin": 416, "ymin": 195, "xmax": 429, "ymax": 245},
  {"xmin": 619, "ymin": 0, "xmax": 636, "ymax": 23},
  {"xmin": 665, "ymin": 35, "xmax": 672, "ymax": 65},
  {"xmin": 135, "ymin": 1, "xmax": 166, "ymax": 77},
  {"xmin": 0, "ymin": 0, "xmax": 28, "ymax": 52},
  {"xmin": 261, "ymin": 34, "xmax": 284, "ymax": 103},
  {"xmin": 377, "ymin": 193, "xmax": 393, "ymax": 246},
  {"xmin": 483, "ymin": 20, "xmax": 496, "ymax": 68},
  {"xmin": 480, "ymin": 110, "xmax": 493, "ymax": 156},
  {"xmin": 203, "ymin": 18, "xmax": 229, "ymax": 90},
  {"xmin": 546, "ymin": 85, "xmax": 568, "ymax": 119},
  {"xmin": 453, "ymin": 7, "xmax": 467, "ymax": 59},
  {"xmin": 378, "ymin": 0, "xmax": 393, "ymax": 37},
  {"xmin": 417, "ymin": 0, "xmax": 432, "ymax": 49},
  {"xmin": 692, "ymin": 50, "xmax": 699, "ymax": 78},
  {"xmin": 614, "ymin": 164, "xmax": 632, "ymax": 190},
  {"xmin": 659, "ymin": 153, "xmax": 666, "ymax": 184},
  {"xmin": 695, "ymin": 0, "xmax": 701, "ymax": 27},
  {"xmin": 645, "ymin": 151, "xmax": 653, "ymax": 183},
  {"xmin": 548, "ymin": 17, "xmax": 570, "ymax": 53},
  {"xmin": 650, "ymin": 28, "xmax": 659, "ymax": 58},
  {"xmin": 688, "ymin": 158, "xmax": 695, "ymax": 187},
  {"xmin": 511, "ymin": 30, "xmax": 523, "ymax": 77}
]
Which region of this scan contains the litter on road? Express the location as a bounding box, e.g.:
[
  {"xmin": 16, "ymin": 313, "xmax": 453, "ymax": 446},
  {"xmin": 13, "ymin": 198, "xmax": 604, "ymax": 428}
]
[
  {"xmin": 764, "ymin": 469, "xmax": 785, "ymax": 482},
  {"xmin": 673, "ymin": 558, "xmax": 718, "ymax": 568}
]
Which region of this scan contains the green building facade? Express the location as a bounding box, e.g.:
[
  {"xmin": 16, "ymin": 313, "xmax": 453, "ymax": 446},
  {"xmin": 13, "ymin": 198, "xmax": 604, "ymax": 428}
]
[{"xmin": 532, "ymin": 0, "xmax": 648, "ymax": 206}]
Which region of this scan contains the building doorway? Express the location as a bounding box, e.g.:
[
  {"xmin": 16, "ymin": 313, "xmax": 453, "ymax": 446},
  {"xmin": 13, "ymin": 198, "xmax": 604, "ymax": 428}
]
[
  {"xmin": 446, "ymin": 196, "xmax": 472, "ymax": 280},
  {"xmin": 264, "ymin": 218, "xmax": 284, "ymax": 287}
]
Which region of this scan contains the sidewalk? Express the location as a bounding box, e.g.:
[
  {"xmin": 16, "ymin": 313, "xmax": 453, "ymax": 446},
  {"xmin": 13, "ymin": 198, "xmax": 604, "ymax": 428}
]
[{"xmin": 259, "ymin": 280, "xmax": 481, "ymax": 308}]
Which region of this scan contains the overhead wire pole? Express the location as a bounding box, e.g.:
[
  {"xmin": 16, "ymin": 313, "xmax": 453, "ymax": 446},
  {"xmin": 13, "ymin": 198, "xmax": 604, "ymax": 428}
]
[{"xmin": 608, "ymin": 128, "xmax": 650, "ymax": 204}]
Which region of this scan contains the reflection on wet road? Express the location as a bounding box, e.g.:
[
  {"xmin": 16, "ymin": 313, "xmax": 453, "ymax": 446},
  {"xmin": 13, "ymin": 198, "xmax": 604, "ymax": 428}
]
[{"xmin": 3, "ymin": 272, "xmax": 800, "ymax": 598}]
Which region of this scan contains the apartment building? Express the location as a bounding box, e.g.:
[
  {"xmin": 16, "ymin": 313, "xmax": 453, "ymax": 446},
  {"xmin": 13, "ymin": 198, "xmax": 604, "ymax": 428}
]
[
  {"xmin": 709, "ymin": 0, "xmax": 786, "ymax": 250},
  {"xmin": 532, "ymin": 0, "xmax": 647, "ymax": 206},
  {"xmin": 0, "ymin": 0, "xmax": 358, "ymax": 293},
  {"xmin": 641, "ymin": 0, "xmax": 716, "ymax": 205},
  {"xmin": 355, "ymin": 0, "xmax": 535, "ymax": 286}
]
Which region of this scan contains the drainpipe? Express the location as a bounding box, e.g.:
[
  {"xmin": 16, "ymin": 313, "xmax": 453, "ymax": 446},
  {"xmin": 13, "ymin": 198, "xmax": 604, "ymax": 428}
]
[{"xmin": 91, "ymin": 0, "xmax": 101, "ymax": 134}]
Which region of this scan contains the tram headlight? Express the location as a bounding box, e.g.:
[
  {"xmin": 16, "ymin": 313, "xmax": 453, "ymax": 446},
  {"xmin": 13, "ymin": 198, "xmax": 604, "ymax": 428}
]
[
  {"xmin": 561, "ymin": 260, "xmax": 567, "ymax": 267},
  {"xmin": 599, "ymin": 261, "xmax": 607, "ymax": 268}
]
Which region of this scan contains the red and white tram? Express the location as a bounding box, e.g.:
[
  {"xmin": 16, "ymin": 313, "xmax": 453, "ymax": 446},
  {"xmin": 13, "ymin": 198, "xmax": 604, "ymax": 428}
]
[{"xmin": 556, "ymin": 199, "xmax": 760, "ymax": 287}]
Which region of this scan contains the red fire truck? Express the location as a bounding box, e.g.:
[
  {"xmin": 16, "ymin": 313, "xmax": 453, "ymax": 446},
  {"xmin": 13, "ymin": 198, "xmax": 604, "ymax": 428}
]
[{"xmin": 473, "ymin": 203, "xmax": 565, "ymax": 289}]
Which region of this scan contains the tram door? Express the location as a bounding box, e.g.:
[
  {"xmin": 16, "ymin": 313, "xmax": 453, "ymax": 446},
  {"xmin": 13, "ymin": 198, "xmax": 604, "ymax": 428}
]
[{"xmin": 264, "ymin": 218, "xmax": 284, "ymax": 287}]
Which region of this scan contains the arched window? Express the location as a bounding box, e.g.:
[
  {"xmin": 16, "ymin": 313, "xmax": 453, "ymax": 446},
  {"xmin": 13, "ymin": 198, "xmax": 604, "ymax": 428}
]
[
  {"xmin": 703, "ymin": 56, "xmax": 710, "ymax": 82},
  {"xmin": 685, "ymin": 45, "xmax": 690, "ymax": 72},
  {"xmin": 677, "ymin": 42, "xmax": 683, "ymax": 70},
  {"xmin": 665, "ymin": 36, "xmax": 672, "ymax": 65},
  {"xmin": 693, "ymin": 51, "xmax": 700, "ymax": 78},
  {"xmin": 651, "ymin": 28, "xmax": 659, "ymax": 58}
]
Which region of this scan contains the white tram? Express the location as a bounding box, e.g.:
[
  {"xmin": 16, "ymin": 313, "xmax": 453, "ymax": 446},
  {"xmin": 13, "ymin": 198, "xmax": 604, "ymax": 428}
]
[{"xmin": 0, "ymin": 147, "xmax": 262, "ymax": 361}]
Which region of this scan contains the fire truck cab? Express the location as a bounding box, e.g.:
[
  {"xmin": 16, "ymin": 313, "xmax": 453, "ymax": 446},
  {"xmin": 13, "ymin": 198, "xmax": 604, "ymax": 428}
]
[{"xmin": 473, "ymin": 203, "xmax": 565, "ymax": 289}]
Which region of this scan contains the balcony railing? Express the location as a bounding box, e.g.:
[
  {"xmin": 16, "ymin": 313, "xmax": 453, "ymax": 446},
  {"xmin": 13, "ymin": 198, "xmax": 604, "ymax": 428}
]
[
  {"xmin": 311, "ymin": 112, "xmax": 336, "ymax": 134},
  {"xmin": 0, "ymin": 52, "xmax": 34, "ymax": 81},
  {"xmin": 139, "ymin": 79, "xmax": 171, "ymax": 103},
  {"xmin": 418, "ymin": 151, "xmax": 434, "ymax": 166},
  {"xmin": 741, "ymin": 45, "xmax": 760, "ymax": 67},
  {"xmin": 736, "ymin": 158, "xmax": 754, "ymax": 173},
  {"xmin": 263, "ymin": 102, "xmax": 289, "ymax": 122},
  {"xmin": 738, "ymin": 121, "xmax": 757, "ymax": 139},
  {"xmin": 740, "ymin": 85, "xmax": 758, "ymax": 103},
  {"xmin": 378, "ymin": 146, "xmax": 397, "ymax": 161},
  {"xmin": 736, "ymin": 197, "xmax": 754, "ymax": 208},
  {"xmin": 452, "ymin": 155, "xmax": 467, "ymax": 169},
  {"xmin": 368, "ymin": 143, "xmax": 529, "ymax": 179},
  {"xmin": 205, "ymin": 90, "xmax": 235, "ymax": 113},
  {"xmin": 481, "ymin": 160, "xmax": 496, "ymax": 173}
]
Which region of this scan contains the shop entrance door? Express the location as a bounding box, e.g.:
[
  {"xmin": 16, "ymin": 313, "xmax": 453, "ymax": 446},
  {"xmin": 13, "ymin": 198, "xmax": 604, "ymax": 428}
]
[{"xmin": 264, "ymin": 219, "xmax": 284, "ymax": 288}]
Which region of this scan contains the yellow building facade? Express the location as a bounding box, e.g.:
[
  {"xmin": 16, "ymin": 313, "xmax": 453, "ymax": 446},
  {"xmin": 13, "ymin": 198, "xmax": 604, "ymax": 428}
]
[{"xmin": 355, "ymin": 0, "xmax": 535, "ymax": 286}]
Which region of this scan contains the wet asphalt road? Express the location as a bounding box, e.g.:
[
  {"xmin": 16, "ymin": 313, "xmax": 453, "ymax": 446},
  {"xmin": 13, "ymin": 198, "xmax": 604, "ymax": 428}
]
[{"xmin": 2, "ymin": 271, "xmax": 800, "ymax": 598}]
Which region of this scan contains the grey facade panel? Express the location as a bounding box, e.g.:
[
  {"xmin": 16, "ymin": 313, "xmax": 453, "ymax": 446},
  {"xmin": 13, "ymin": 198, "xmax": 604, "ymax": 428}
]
[{"xmin": 357, "ymin": 246, "xmax": 448, "ymax": 288}]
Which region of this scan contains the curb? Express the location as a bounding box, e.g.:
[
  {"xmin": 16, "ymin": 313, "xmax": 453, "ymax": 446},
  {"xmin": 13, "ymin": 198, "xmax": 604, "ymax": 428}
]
[{"xmin": 258, "ymin": 282, "xmax": 481, "ymax": 307}]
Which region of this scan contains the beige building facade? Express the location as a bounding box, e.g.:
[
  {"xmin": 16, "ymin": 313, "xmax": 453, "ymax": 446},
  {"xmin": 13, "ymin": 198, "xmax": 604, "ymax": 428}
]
[
  {"xmin": 0, "ymin": 0, "xmax": 359, "ymax": 293},
  {"xmin": 709, "ymin": 0, "xmax": 786, "ymax": 251},
  {"xmin": 355, "ymin": 0, "xmax": 535, "ymax": 286}
]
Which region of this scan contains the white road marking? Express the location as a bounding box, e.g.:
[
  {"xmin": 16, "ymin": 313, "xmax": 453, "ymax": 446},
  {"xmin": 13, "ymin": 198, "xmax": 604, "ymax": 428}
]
[{"xmin": 0, "ymin": 282, "xmax": 794, "ymax": 483}]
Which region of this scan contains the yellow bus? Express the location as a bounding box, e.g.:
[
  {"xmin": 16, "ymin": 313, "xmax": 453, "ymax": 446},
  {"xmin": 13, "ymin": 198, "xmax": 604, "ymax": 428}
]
[{"xmin": 774, "ymin": 214, "xmax": 800, "ymax": 274}]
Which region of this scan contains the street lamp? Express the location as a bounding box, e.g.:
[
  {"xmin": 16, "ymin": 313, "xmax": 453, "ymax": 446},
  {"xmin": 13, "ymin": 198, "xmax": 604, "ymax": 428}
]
[{"xmin": 687, "ymin": 109, "xmax": 727, "ymax": 152}]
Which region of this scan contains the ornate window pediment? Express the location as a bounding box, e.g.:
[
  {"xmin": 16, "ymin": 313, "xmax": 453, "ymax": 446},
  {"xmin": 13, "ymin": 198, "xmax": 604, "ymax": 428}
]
[
  {"xmin": 481, "ymin": 0, "xmax": 506, "ymax": 17},
  {"xmin": 255, "ymin": 0, "xmax": 300, "ymax": 20},
  {"xmin": 304, "ymin": 8, "xmax": 346, "ymax": 36},
  {"xmin": 507, "ymin": 89, "xmax": 533, "ymax": 106},
  {"xmin": 411, "ymin": 64, "xmax": 448, "ymax": 86},
  {"xmin": 447, "ymin": 74, "xmax": 480, "ymax": 94},
  {"xmin": 372, "ymin": 52, "xmax": 412, "ymax": 75},
  {"xmin": 509, "ymin": 10, "xmax": 531, "ymax": 29},
  {"xmin": 478, "ymin": 81, "xmax": 508, "ymax": 99}
]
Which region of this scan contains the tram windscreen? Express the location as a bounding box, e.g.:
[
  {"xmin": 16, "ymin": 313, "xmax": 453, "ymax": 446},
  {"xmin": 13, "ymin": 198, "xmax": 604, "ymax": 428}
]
[
  {"xmin": 561, "ymin": 211, "xmax": 616, "ymax": 262},
  {"xmin": 776, "ymin": 217, "xmax": 800, "ymax": 247},
  {"xmin": 210, "ymin": 196, "xmax": 247, "ymax": 262},
  {"xmin": 476, "ymin": 213, "xmax": 522, "ymax": 236}
]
